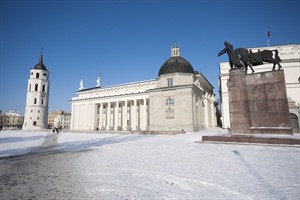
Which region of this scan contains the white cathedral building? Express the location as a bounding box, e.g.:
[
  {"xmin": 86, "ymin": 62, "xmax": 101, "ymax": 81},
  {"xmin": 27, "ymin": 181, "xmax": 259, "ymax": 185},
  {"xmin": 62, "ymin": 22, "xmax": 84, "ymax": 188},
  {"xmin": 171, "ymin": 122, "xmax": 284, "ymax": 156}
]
[
  {"xmin": 22, "ymin": 53, "xmax": 50, "ymax": 130},
  {"xmin": 70, "ymin": 44, "xmax": 217, "ymax": 132}
]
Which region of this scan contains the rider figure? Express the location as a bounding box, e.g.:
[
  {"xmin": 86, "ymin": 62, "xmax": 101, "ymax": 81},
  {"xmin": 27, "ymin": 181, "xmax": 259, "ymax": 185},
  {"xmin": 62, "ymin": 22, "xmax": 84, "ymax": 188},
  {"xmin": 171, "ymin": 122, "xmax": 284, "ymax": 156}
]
[{"xmin": 218, "ymin": 41, "xmax": 243, "ymax": 69}]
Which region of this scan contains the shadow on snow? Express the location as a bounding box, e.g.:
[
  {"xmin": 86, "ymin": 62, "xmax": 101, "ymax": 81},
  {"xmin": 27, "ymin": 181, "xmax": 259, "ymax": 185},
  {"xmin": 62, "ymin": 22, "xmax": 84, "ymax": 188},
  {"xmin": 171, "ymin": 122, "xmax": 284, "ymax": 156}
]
[
  {"xmin": 232, "ymin": 150, "xmax": 287, "ymax": 199},
  {"xmin": 0, "ymin": 134, "xmax": 150, "ymax": 161},
  {"xmin": 0, "ymin": 135, "xmax": 44, "ymax": 143}
]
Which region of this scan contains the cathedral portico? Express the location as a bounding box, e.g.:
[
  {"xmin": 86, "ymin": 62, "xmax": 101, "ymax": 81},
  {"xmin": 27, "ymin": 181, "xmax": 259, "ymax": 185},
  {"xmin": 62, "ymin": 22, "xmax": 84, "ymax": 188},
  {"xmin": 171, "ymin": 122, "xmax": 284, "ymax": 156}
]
[{"xmin": 72, "ymin": 96, "xmax": 150, "ymax": 131}]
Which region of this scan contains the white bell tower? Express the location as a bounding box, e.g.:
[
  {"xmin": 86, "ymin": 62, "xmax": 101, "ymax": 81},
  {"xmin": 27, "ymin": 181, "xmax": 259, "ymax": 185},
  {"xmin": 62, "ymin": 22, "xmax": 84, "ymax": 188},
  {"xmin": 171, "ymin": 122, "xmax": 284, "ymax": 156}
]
[{"xmin": 22, "ymin": 53, "xmax": 50, "ymax": 130}]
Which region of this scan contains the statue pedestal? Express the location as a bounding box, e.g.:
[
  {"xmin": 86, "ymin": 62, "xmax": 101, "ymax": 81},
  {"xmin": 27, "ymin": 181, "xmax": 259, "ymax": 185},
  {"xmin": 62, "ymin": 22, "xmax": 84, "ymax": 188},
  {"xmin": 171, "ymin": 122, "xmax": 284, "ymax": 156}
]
[{"xmin": 228, "ymin": 69, "xmax": 292, "ymax": 134}]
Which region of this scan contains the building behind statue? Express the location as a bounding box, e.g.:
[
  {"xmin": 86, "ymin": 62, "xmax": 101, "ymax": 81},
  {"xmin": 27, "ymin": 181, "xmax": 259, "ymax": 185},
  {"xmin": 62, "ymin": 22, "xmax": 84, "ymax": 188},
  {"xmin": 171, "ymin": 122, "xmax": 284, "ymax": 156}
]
[
  {"xmin": 48, "ymin": 110, "xmax": 71, "ymax": 129},
  {"xmin": 70, "ymin": 44, "xmax": 217, "ymax": 132},
  {"xmin": 219, "ymin": 44, "xmax": 300, "ymax": 132}
]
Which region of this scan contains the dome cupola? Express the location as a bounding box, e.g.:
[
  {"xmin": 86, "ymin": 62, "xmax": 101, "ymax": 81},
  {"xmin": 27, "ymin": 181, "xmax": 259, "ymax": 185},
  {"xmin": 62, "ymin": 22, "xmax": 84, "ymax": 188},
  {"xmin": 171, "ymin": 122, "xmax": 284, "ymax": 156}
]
[{"xmin": 158, "ymin": 44, "xmax": 195, "ymax": 77}]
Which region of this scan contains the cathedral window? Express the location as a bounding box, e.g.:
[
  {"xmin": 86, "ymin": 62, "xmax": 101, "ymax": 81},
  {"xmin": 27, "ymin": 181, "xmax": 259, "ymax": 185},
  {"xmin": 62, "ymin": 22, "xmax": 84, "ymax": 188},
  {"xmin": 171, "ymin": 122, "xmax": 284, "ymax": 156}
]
[
  {"xmin": 36, "ymin": 73, "xmax": 39, "ymax": 78},
  {"xmin": 29, "ymin": 84, "xmax": 31, "ymax": 91},
  {"xmin": 41, "ymin": 99, "xmax": 44, "ymax": 105},
  {"xmin": 167, "ymin": 78, "xmax": 173, "ymax": 87},
  {"xmin": 42, "ymin": 85, "xmax": 45, "ymax": 92},
  {"xmin": 34, "ymin": 98, "xmax": 37, "ymax": 104},
  {"xmin": 35, "ymin": 84, "xmax": 38, "ymax": 91},
  {"xmin": 166, "ymin": 97, "xmax": 174, "ymax": 106}
]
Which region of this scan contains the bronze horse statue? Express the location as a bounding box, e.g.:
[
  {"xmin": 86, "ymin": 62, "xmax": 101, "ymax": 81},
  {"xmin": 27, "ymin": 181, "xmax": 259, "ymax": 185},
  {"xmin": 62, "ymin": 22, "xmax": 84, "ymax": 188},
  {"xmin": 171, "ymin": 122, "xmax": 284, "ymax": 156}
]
[
  {"xmin": 235, "ymin": 48, "xmax": 282, "ymax": 74},
  {"xmin": 218, "ymin": 41, "xmax": 283, "ymax": 74}
]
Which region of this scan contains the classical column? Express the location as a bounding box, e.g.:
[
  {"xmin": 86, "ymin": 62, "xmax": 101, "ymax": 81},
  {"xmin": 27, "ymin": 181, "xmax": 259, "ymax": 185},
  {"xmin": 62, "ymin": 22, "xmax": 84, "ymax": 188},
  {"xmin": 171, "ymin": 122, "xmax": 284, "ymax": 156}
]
[
  {"xmin": 114, "ymin": 101, "xmax": 119, "ymax": 130},
  {"xmin": 132, "ymin": 99, "xmax": 137, "ymax": 131},
  {"xmin": 122, "ymin": 100, "xmax": 127, "ymax": 130},
  {"xmin": 99, "ymin": 103, "xmax": 103, "ymax": 130},
  {"xmin": 107, "ymin": 102, "xmax": 111, "ymax": 130}
]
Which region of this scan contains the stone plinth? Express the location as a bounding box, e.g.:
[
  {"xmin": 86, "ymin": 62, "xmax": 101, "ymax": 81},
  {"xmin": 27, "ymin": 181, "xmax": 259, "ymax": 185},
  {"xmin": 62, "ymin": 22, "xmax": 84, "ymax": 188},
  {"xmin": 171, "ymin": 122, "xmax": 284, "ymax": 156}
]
[
  {"xmin": 228, "ymin": 69, "xmax": 292, "ymax": 134},
  {"xmin": 228, "ymin": 69, "xmax": 251, "ymax": 133}
]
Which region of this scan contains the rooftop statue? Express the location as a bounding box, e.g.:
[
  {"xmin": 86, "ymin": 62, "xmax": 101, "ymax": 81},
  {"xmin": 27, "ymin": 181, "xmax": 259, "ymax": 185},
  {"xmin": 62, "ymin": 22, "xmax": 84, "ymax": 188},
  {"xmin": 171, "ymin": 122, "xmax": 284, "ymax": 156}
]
[
  {"xmin": 79, "ymin": 80, "xmax": 84, "ymax": 90},
  {"xmin": 218, "ymin": 41, "xmax": 283, "ymax": 74},
  {"xmin": 96, "ymin": 77, "xmax": 101, "ymax": 87}
]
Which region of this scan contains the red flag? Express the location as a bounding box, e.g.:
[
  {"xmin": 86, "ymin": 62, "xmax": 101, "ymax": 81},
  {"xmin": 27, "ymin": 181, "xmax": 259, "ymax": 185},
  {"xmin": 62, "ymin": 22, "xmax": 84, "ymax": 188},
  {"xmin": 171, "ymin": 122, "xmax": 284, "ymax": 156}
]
[{"xmin": 267, "ymin": 31, "xmax": 270, "ymax": 37}]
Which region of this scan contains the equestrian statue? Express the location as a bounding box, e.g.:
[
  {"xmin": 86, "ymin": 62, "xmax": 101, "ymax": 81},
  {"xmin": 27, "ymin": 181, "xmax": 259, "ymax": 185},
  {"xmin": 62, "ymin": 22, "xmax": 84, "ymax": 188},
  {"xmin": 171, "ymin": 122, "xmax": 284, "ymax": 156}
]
[{"xmin": 218, "ymin": 41, "xmax": 283, "ymax": 74}]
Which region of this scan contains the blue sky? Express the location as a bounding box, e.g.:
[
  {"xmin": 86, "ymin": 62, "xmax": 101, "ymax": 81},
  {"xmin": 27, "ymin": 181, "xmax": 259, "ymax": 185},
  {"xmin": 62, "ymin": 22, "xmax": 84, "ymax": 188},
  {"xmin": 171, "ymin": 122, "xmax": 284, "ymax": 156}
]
[{"xmin": 1, "ymin": 0, "xmax": 299, "ymax": 114}]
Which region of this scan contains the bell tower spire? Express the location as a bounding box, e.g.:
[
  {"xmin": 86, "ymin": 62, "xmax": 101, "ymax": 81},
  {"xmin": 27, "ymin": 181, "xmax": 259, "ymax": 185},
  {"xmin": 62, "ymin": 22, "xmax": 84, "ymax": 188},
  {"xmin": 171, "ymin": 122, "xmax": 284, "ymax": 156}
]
[{"xmin": 39, "ymin": 49, "xmax": 43, "ymax": 65}]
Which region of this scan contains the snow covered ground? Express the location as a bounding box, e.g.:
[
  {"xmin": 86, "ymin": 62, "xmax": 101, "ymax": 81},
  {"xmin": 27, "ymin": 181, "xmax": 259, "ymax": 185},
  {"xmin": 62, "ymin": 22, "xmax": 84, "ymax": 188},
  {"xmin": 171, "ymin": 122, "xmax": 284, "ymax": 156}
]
[{"xmin": 0, "ymin": 129, "xmax": 299, "ymax": 200}]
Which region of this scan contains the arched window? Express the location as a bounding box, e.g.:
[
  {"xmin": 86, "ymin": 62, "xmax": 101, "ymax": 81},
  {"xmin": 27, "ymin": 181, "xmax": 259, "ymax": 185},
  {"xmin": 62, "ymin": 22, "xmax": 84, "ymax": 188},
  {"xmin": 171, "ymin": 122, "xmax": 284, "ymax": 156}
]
[{"xmin": 166, "ymin": 97, "xmax": 174, "ymax": 106}]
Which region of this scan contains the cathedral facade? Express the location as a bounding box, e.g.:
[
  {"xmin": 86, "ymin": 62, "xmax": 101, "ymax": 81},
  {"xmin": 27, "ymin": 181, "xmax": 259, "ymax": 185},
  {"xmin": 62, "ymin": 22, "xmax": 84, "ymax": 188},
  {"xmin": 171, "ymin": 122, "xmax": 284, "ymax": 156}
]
[{"xmin": 70, "ymin": 45, "xmax": 217, "ymax": 132}]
